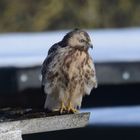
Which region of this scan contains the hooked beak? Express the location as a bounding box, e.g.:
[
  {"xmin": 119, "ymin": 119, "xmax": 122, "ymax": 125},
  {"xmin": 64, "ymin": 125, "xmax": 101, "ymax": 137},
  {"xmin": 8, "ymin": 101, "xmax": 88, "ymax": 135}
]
[{"xmin": 88, "ymin": 42, "xmax": 93, "ymax": 49}]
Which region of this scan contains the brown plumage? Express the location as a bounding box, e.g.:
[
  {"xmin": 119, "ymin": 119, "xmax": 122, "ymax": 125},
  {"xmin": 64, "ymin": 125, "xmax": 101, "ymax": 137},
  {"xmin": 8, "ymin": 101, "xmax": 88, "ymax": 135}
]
[{"xmin": 41, "ymin": 29, "xmax": 97, "ymax": 113}]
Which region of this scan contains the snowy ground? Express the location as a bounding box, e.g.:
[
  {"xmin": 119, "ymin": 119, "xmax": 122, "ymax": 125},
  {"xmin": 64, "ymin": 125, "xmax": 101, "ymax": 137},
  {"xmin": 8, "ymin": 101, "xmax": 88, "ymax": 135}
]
[
  {"xmin": 0, "ymin": 28, "xmax": 140, "ymax": 67},
  {"xmin": 82, "ymin": 106, "xmax": 140, "ymax": 127}
]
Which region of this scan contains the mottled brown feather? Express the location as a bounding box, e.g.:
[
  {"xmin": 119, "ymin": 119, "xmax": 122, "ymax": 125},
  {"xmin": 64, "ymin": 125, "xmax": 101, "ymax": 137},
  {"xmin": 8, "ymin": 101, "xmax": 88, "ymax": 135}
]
[{"xmin": 41, "ymin": 29, "xmax": 97, "ymax": 111}]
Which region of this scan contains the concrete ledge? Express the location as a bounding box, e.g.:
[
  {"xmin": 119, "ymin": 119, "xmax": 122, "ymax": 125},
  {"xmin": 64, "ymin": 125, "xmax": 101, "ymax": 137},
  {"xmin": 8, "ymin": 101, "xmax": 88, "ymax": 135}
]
[
  {"xmin": 0, "ymin": 112, "xmax": 90, "ymax": 137},
  {"xmin": 0, "ymin": 130, "xmax": 22, "ymax": 140}
]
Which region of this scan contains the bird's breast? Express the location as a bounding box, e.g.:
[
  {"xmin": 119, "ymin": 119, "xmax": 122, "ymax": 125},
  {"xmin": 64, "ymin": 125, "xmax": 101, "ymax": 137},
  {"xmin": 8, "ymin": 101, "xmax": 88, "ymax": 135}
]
[
  {"xmin": 62, "ymin": 49, "xmax": 91, "ymax": 80},
  {"xmin": 64, "ymin": 50, "xmax": 88, "ymax": 68}
]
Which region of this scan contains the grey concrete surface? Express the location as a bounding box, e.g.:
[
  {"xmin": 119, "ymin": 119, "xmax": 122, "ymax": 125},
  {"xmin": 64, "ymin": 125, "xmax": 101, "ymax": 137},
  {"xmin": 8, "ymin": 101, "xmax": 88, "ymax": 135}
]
[
  {"xmin": 0, "ymin": 130, "xmax": 22, "ymax": 140},
  {"xmin": 0, "ymin": 112, "xmax": 90, "ymax": 140}
]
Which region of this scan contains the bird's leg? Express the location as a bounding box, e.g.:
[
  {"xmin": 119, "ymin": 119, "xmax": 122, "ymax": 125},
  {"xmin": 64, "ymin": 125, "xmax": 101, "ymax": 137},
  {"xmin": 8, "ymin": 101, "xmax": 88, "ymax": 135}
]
[
  {"xmin": 59, "ymin": 101, "xmax": 66, "ymax": 114},
  {"xmin": 67, "ymin": 102, "xmax": 78, "ymax": 113}
]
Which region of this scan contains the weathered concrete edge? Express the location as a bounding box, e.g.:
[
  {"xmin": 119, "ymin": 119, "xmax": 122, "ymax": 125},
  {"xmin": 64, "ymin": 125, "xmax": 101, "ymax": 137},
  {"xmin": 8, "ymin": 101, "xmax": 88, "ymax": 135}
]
[
  {"xmin": 0, "ymin": 130, "xmax": 22, "ymax": 140},
  {"xmin": 0, "ymin": 112, "xmax": 90, "ymax": 135}
]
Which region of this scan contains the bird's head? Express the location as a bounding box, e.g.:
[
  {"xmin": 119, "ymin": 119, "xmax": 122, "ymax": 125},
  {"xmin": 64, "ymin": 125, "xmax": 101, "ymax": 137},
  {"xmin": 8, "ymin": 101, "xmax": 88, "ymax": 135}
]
[{"xmin": 62, "ymin": 29, "xmax": 93, "ymax": 51}]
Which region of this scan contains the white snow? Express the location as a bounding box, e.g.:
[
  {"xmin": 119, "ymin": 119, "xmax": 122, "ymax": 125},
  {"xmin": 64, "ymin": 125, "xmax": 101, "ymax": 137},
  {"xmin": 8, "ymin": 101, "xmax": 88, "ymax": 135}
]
[
  {"xmin": 82, "ymin": 106, "xmax": 140, "ymax": 126},
  {"xmin": 0, "ymin": 28, "xmax": 140, "ymax": 67}
]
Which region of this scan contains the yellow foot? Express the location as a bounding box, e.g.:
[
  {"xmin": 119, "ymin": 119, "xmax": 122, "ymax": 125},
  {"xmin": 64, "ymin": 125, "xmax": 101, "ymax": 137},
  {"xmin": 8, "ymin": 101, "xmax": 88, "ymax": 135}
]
[
  {"xmin": 59, "ymin": 102, "xmax": 66, "ymax": 114},
  {"xmin": 67, "ymin": 102, "xmax": 79, "ymax": 114}
]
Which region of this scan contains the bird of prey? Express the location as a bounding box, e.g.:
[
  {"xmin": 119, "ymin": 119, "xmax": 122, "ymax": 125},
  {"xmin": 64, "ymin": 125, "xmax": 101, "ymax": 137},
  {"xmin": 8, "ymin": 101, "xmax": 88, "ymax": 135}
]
[{"xmin": 41, "ymin": 29, "xmax": 97, "ymax": 114}]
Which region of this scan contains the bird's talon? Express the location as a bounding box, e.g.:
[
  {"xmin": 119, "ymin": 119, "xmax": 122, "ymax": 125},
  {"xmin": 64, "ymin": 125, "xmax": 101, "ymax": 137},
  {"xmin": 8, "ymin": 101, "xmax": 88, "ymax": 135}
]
[
  {"xmin": 68, "ymin": 108, "xmax": 78, "ymax": 113},
  {"xmin": 67, "ymin": 102, "xmax": 78, "ymax": 113},
  {"xmin": 59, "ymin": 103, "xmax": 66, "ymax": 114}
]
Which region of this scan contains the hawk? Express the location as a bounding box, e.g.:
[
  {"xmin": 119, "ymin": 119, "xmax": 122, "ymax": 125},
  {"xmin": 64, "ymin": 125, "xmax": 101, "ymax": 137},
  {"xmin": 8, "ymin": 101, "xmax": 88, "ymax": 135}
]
[{"xmin": 41, "ymin": 29, "xmax": 97, "ymax": 114}]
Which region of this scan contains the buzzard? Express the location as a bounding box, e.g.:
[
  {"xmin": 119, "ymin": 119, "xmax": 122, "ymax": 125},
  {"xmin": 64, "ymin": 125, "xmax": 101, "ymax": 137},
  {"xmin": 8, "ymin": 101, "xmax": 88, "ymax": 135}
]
[{"xmin": 41, "ymin": 29, "xmax": 97, "ymax": 114}]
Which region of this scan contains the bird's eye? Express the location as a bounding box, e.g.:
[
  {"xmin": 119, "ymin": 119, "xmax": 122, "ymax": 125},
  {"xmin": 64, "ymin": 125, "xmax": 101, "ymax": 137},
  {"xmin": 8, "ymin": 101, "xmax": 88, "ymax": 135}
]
[{"xmin": 80, "ymin": 39, "xmax": 85, "ymax": 43}]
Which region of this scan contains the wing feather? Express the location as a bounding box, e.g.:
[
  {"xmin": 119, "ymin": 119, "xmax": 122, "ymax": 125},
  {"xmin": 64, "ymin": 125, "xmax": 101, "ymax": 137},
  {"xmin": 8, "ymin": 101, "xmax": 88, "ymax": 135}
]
[{"xmin": 41, "ymin": 43, "xmax": 59, "ymax": 85}]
